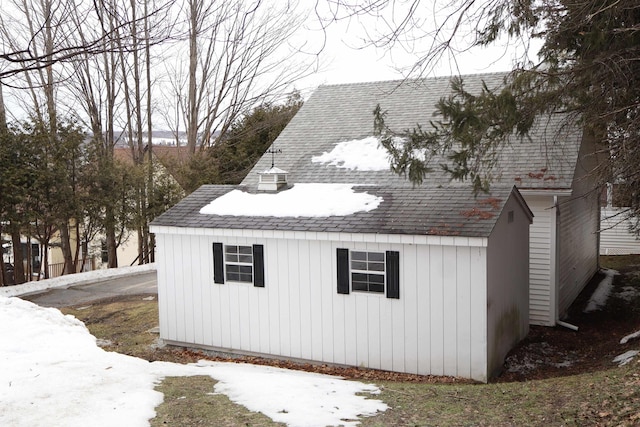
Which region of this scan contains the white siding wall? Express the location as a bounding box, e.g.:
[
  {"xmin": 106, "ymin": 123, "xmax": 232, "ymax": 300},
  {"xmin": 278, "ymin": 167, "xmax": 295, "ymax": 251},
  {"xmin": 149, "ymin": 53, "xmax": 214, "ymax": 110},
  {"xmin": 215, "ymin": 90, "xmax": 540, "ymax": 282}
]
[
  {"xmin": 523, "ymin": 195, "xmax": 556, "ymax": 326},
  {"xmin": 600, "ymin": 207, "xmax": 640, "ymax": 255},
  {"xmin": 486, "ymin": 195, "xmax": 530, "ymax": 378},
  {"xmin": 557, "ymin": 189, "xmax": 600, "ymax": 316},
  {"xmin": 557, "ymin": 140, "xmax": 600, "ymax": 317},
  {"xmin": 154, "ymin": 230, "xmax": 491, "ymax": 382}
]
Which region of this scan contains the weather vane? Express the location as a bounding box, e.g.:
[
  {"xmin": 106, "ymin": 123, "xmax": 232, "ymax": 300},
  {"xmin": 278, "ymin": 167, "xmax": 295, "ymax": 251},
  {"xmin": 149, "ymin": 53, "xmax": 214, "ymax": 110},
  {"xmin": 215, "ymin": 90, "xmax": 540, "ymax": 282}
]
[{"xmin": 266, "ymin": 145, "xmax": 282, "ymax": 168}]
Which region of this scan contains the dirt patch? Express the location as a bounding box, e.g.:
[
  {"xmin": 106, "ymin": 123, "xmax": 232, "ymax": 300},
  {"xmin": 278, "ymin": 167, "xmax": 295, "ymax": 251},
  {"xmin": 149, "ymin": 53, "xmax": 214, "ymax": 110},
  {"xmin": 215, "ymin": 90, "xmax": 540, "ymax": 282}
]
[{"xmin": 500, "ymin": 256, "xmax": 640, "ymax": 382}]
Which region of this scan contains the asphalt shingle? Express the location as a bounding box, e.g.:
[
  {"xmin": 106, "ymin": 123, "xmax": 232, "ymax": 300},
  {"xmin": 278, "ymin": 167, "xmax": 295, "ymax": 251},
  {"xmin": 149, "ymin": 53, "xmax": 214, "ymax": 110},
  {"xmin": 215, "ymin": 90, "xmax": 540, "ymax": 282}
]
[{"xmin": 151, "ymin": 184, "xmax": 518, "ymax": 238}]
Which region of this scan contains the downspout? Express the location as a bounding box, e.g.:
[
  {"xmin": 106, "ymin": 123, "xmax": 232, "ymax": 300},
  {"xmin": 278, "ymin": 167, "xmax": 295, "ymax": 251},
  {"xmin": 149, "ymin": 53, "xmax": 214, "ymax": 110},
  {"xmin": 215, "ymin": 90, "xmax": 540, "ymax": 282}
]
[{"xmin": 552, "ymin": 195, "xmax": 560, "ymax": 326}]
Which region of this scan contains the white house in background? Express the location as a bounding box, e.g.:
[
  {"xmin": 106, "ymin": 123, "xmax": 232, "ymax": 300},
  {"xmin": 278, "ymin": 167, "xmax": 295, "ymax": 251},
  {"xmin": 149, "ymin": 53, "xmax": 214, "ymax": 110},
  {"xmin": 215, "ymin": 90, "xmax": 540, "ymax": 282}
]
[
  {"xmin": 600, "ymin": 183, "xmax": 640, "ymax": 255},
  {"xmin": 151, "ymin": 182, "xmax": 532, "ymax": 382}
]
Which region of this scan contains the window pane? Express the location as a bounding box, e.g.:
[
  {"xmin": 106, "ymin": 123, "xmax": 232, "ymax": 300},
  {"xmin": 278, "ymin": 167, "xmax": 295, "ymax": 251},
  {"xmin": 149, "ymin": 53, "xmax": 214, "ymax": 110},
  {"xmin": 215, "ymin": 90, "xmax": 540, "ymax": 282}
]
[
  {"xmin": 369, "ymin": 274, "xmax": 385, "ymax": 284},
  {"xmin": 369, "ymin": 283, "xmax": 384, "ymax": 293},
  {"xmin": 239, "ymin": 265, "xmax": 253, "ymax": 274},
  {"xmin": 352, "ymin": 273, "xmax": 368, "ymax": 282},
  {"xmin": 368, "ymin": 252, "xmax": 384, "ymax": 262},
  {"xmin": 226, "ymin": 265, "xmax": 239, "ymax": 273},
  {"xmin": 225, "ymin": 254, "xmax": 238, "ymax": 262},
  {"xmin": 225, "ymin": 245, "xmax": 237, "ymax": 254},
  {"xmin": 238, "ymin": 246, "xmax": 252, "ymax": 254},
  {"xmin": 227, "ymin": 272, "xmax": 240, "ymax": 281},
  {"xmin": 352, "ymin": 280, "xmax": 368, "ymax": 291},
  {"xmin": 351, "ymin": 261, "xmax": 367, "ymax": 270},
  {"xmin": 351, "ymin": 251, "xmax": 366, "ymax": 261},
  {"xmin": 239, "ymin": 273, "xmax": 253, "ymax": 282},
  {"xmin": 368, "ymin": 262, "xmax": 385, "ymax": 272},
  {"xmin": 238, "ymin": 255, "xmax": 253, "ymax": 263}
]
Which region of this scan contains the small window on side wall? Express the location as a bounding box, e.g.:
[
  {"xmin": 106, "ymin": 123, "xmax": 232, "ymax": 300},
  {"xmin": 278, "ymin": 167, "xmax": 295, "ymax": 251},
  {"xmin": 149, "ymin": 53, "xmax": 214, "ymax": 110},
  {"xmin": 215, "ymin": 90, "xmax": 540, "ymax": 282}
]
[
  {"xmin": 336, "ymin": 248, "xmax": 399, "ymax": 299},
  {"xmin": 213, "ymin": 243, "xmax": 264, "ymax": 287}
]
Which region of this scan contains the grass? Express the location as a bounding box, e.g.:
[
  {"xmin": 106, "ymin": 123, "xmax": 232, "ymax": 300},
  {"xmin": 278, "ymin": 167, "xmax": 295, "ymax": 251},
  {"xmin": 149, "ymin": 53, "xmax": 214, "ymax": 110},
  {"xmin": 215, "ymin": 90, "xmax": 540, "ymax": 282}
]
[
  {"xmin": 151, "ymin": 376, "xmax": 283, "ymax": 427},
  {"xmin": 60, "ymin": 262, "xmax": 640, "ymax": 427},
  {"xmin": 359, "ymin": 367, "xmax": 640, "ymax": 426}
]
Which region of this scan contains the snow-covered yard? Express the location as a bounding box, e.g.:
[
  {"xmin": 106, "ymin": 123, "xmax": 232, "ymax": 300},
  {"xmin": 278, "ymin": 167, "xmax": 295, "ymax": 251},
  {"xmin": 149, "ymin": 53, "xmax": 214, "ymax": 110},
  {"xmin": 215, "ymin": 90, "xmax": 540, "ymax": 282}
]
[{"xmin": 0, "ymin": 270, "xmax": 387, "ymax": 427}]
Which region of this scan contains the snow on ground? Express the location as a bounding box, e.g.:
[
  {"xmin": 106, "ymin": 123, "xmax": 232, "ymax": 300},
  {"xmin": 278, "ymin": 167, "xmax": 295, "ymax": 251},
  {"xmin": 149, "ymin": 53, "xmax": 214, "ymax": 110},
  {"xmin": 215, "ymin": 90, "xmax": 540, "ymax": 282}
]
[
  {"xmin": 0, "ymin": 263, "xmax": 156, "ymax": 298},
  {"xmin": 311, "ymin": 136, "xmax": 392, "ymax": 171},
  {"xmin": 0, "ymin": 295, "xmax": 387, "ymax": 427},
  {"xmin": 620, "ymin": 330, "xmax": 640, "ymax": 345},
  {"xmin": 505, "ymin": 341, "xmax": 580, "ymax": 374},
  {"xmin": 584, "ymin": 269, "xmax": 619, "ymax": 313},
  {"xmin": 200, "ymin": 183, "xmax": 382, "ymax": 217},
  {"xmin": 617, "ymin": 285, "xmax": 640, "ymax": 302},
  {"xmin": 613, "ymin": 350, "xmax": 639, "ymax": 366}
]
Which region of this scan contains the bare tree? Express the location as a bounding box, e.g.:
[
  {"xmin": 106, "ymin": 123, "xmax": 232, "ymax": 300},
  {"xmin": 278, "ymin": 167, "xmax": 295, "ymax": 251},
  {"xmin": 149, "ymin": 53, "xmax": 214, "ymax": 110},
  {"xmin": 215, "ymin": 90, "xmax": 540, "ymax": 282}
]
[{"xmin": 167, "ymin": 0, "xmax": 314, "ymax": 154}]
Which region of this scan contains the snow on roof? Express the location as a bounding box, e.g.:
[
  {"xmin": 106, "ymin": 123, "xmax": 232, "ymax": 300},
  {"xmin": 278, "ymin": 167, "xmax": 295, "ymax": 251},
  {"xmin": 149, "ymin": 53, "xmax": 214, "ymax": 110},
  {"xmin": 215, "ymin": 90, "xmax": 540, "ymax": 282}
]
[
  {"xmin": 260, "ymin": 166, "xmax": 288, "ymax": 174},
  {"xmin": 199, "ymin": 183, "xmax": 382, "ymax": 217},
  {"xmin": 0, "ymin": 295, "xmax": 387, "ymax": 427},
  {"xmin": 311, "ymin": 136, "xmax": 392, "ymax": 171}
]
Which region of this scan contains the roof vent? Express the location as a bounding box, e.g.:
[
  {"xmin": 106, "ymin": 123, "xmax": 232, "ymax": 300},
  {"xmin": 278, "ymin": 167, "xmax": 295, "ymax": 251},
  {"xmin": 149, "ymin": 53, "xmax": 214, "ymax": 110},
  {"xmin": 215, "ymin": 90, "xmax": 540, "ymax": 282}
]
[{"xmin": 258, "ymin": 167, "xmax": 288, "ymax": 192}]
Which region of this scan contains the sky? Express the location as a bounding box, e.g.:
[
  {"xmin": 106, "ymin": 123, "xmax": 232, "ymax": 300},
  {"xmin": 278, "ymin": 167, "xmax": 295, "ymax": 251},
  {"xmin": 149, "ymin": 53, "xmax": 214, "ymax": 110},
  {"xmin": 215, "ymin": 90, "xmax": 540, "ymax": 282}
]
[
  {"xmin": 0, "ymin": 281, "xmax": 388, "ymax": 427},
  {"xmin": 297, "ymin": 1, "xmax": 539, "ymax": 90}
]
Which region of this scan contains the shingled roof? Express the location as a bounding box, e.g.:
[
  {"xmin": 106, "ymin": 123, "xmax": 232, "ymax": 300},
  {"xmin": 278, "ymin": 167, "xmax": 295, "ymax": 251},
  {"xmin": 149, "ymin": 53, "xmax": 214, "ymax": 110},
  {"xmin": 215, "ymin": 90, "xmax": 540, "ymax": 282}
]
[
  {"xmin": 151, "ymin": 184, "xmax": 527, "ymax": 238},
  {"xmin": 241, "ymin": 73, "xmax": 583, "ymax": 191}
]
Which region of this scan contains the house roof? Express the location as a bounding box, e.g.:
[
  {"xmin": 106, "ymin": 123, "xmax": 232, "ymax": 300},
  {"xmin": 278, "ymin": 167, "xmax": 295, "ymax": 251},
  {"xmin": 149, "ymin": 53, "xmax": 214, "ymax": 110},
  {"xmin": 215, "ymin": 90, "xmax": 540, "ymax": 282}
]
[
  {"xmin": 151, "ymin": 184, "xmax": 527, "ymax": 238},
  {"xmin": 241, "ymin": 73, "xmax": 583, "ymax": 192}
]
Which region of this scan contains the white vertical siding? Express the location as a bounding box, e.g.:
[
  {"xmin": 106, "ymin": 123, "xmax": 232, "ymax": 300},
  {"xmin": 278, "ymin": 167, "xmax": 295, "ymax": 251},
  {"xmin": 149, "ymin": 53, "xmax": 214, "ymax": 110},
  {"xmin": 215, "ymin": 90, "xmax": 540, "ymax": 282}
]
[
  {"xmin": 600, "ymin": 207, "xmax": 640, "ymax": 255},
  {"xmin": 557, "ymin": 189, "xmax": 599, "ymax": 316},
  {"xmin": 558, "ymin": 139, "xmax": 600, "ymax": 318},
  {"xmin": 523, "ymin": 195, "xmax": 556, "ymax": 326},
  {"xmin": 486, "ymin": 195, "xmax": 531, "ymax": 378},
  {"xmin": 154, "ymin": 232, "xmax": 491, "ymax": 381}
]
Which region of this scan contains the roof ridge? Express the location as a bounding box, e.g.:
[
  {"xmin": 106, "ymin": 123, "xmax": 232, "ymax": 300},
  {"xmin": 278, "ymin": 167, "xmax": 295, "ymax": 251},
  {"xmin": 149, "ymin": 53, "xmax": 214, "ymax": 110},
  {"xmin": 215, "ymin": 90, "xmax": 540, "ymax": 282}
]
[{"xmin": 316, "ymin": 71, "xmax": 510, "ymax": 89}]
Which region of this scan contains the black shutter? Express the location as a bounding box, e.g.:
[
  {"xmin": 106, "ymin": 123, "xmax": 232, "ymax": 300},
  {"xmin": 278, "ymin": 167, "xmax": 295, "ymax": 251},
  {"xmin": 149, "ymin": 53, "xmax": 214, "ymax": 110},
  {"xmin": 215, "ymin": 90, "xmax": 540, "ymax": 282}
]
[
  {"xmin": 386, "ymin": 251, "xmax": 400, "ymax": 299},
  {"xmin": 337, "ymin": 248, "xmax": 350, "ymax": 294},
  {"xmin": 253, "ymin": 244, "xmax": 265, "ymax": 287},
  {"xmin": 213, "ymin": 243, "xmax": 224, "ymax": 284}
]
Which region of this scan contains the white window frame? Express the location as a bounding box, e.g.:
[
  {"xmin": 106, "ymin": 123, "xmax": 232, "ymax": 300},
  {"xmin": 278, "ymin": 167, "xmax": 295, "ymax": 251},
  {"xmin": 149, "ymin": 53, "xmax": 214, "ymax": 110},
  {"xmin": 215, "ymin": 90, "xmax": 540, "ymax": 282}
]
[
  {"xmin": 350, "ymin": 250, "xmax": 385, "ymax": 293},
  {"xmin": 224, "ymin": 245, "xmax": 253, "ymax": 283}
]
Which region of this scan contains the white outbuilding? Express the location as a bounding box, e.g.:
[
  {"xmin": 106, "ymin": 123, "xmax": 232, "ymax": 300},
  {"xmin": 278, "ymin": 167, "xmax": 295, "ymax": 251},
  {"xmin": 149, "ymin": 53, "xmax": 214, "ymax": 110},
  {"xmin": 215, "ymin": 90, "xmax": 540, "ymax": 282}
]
[{"xmin": 151, "ymin": 184, "xmax": 532, "ymax": 382}]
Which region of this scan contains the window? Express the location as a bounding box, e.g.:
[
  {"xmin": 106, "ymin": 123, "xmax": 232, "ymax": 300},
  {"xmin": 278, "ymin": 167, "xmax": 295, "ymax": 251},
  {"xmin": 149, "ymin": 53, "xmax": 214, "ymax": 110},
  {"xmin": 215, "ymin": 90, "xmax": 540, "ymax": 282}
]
[
  {"xmin": 101, "ymin": 240, "xmax": 108, "ymax": 263},
  {"xmin": 225, "ymin": 245, "xmax": 253, "ymax": 283},
  {"xmin": 351, "ymin": 251, "xmax": 385, "ymax": 293},
  {"xmin": 213, "ymin": 243, "xmax": 264, "ymax": 287},
  {"xmin": 336, "ymin": 248, "xmax": 400, "ymax": 299}
]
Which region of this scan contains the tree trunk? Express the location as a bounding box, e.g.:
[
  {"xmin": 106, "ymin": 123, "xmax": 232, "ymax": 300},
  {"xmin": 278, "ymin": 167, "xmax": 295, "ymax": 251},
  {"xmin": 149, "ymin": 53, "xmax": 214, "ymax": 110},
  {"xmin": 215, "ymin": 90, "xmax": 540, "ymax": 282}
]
[
  {"xmin": 186, "ymin": 0, "xmax": 199, "ymax": 154},
  {"xmin": 106, "ymin": 219, "xmax": 118, "ymax": 268},
  {"xmin": 59, "ymin": 222, "xmax": 75, "ymax": 275},
  {"xmin": 10, "ymin": 223, "xmax": 25, "ymax": 284},
  {"xmin": 42, "ymin": 242, "xmax": 50, "ymax": 279}
]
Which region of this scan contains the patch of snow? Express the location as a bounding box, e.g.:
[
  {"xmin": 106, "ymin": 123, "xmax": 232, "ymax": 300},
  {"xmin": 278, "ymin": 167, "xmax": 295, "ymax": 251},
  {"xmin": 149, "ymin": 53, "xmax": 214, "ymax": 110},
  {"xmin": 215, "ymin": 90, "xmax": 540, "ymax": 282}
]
[
  {"xmin": 311, "ymin": 136, "xmax": 392, "ymax": 171},
  {"xmin": 199, "ymin": 183, "xmax": 382, "ymax": 217},
  {"xmin": 584, "ymin": 269, "xmax": 619, "ymax": 313},
  {"xmin": 505, "ymin": 342, "xmax": 580, "ymax": 374},
  {"xmin": 197, "ymin": 361, "xmax": 387, "ymax": 427},
  {"xmin": 620, "ymin": 330, "xmax": 640, "ymax": 345},
  {"xmin": 0, "ymin": 295, "xmax": 387, "ymax": 427},
  {"xmin": 613, "ymin": 350, "xmax": 639, "ymax": 366},
  {"xmin": 0, "ymin": 263, "xmax": 156, "ymax": 298},
  {"xmin": 616, "ymin": 285, "xmax": 640, "ymax": 302}
]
